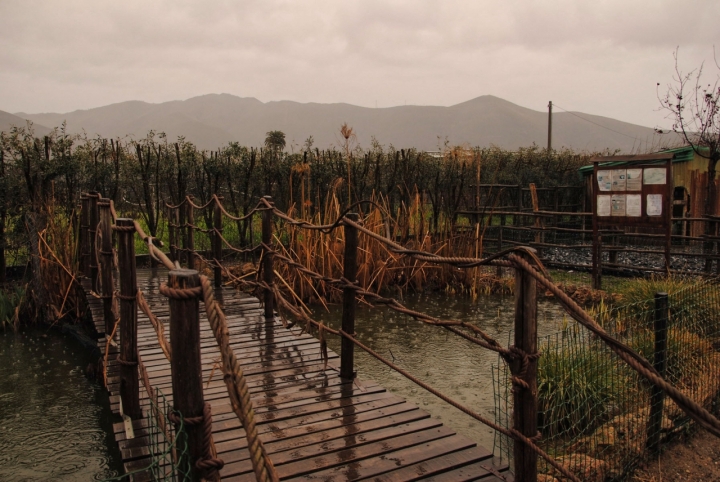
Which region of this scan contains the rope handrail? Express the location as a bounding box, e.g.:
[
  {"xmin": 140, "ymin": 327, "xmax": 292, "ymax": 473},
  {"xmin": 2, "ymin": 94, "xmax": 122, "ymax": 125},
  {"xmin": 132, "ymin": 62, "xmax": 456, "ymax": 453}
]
[
  {"xmin": 197, "ymin": 275, "xmax": 279, "ymax": 482},
  {"xmin": 256, "ymin": 284, "xmax": 581, "ymax": 482},
  {"xmin": 254, "ymin": 203, "xmax": 720, "ymax": 439}
]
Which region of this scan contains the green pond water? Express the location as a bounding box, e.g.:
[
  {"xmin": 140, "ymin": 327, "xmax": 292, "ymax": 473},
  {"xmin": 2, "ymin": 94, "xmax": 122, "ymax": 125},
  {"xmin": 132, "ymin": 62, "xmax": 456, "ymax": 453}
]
[{"xmin": 0, "ymin": 327, "xmax": 123, "ymax": 481}]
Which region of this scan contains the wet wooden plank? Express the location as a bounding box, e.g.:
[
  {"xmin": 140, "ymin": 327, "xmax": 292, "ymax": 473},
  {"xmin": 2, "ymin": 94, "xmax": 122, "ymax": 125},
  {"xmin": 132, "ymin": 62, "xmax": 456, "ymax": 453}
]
[{"xmin": 85, "ymin": 269, "xmax": 510, "ymax": 481}]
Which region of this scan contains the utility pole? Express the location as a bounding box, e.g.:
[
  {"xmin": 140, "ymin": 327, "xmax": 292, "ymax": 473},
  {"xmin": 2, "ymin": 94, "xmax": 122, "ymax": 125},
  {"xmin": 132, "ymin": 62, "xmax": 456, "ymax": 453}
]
[{"xmin": 547, "ymin": 101, "xmax": 553, "ymax": 151}]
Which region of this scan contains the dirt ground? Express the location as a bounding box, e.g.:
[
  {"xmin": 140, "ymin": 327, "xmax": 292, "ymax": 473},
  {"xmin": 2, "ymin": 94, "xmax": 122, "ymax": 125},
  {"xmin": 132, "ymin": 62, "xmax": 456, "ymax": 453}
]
[{"xmin": 630, "ymin": 429, "xmax": 720, "ymax": 481}]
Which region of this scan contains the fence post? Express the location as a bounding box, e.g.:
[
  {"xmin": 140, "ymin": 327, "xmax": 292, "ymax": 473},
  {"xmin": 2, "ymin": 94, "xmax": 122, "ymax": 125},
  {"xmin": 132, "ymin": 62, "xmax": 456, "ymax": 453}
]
[
  {"xmin": 166, "ymin": 269, "xmax": 206, "ymax": 480},
  {"xmin": 262, "ymin": 196, "xmax": 275, "ymax": 321},
  {"xmin": 647, "ymin": 292, "xmax": 669, "ymax": 453},
  {"xmin": 213, "ymin": 196, "xmax": 223, "ymax": 288},
  {"xmin": 496, "ymin": 216, "xmax": 505, "ymax": 278},
  {"xmin": 116, "ymin": 218, "xmax": 141, "ymax": 420},
  {"xmin": 186, "ymin": 201, "xmax": 195, "ymax": 269},
  {"xmin": 79, "ymin": 194, "xmax": 90, "ymax": 276},
  {"xmin": 99, "ymin": 198, "xmax": 115, "ymax": 335},
  {"xmin": 88, "ymin": 192, "xmax": 100, "ymax": 291},
  {"xmin": 168, "ymin": 206, "xmax": 177, "ymax": 263},
  {"xmin": 341, "ymin": 213, "xmax": 359, "ymax": 380},
  {"xmin": 513, "ymin": 249, "xmax": 538, "ymax": 481}
]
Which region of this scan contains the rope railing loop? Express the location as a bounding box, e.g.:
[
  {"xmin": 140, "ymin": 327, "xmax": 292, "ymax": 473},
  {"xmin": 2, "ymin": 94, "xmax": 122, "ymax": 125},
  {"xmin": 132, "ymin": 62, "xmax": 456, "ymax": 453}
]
[
  {"xmin": 159, "ymin": 283, "xmax": 202, "ymax": 300},
  {"xmin": 198, "ymin": 274, "xmax": 278, "ymax": 482},
  {"xmin": 115, "ymin": 355, "xmax": 138, "ymax": 367}
]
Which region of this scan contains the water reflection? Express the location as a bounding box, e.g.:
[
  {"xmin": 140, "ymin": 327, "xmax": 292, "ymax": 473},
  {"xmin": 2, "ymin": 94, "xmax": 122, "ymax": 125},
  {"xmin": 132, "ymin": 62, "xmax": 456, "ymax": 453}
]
[
  {"xmin": 0, "ymin": 328, "xmax": 123, "ymax": 481},
  {"xmin": 313, "ymin": 292, "xmax": 565, "ymax": 451}
]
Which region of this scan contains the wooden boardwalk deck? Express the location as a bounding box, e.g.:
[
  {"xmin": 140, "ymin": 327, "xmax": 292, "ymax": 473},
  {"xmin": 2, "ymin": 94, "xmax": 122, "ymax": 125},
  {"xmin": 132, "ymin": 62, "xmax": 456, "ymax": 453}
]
[{"xmin": 85, "ymin": 268, "xmax": 512, "ymax": 481}]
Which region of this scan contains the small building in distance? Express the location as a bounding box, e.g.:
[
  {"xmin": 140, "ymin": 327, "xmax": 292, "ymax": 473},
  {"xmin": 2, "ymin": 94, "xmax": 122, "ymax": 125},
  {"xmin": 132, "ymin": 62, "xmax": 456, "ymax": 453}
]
[{"xmin": 579, "ymin": 146, "xmax": 715, "ymax": 236}]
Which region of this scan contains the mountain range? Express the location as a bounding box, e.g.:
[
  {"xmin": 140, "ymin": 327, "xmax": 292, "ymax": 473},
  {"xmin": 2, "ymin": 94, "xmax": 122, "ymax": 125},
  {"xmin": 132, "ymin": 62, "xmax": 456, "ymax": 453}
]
[{"xmin": 2, "ymin": 94, "xmax": 675, "ymax": 153}]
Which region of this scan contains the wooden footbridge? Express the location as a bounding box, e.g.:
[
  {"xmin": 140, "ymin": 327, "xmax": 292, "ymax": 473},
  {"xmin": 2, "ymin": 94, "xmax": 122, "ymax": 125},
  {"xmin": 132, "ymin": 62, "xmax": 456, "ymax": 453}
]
[
  {"xmin": 79, "ymin": 193, "xmax": 514, "ymax": 481},
  {"xmin": 85, "ymin": 268, "xmax": 510, "ymax": 481},
  {"xmin": 77, "ymin": 192, "xmax": 720, "ymax": 482}
]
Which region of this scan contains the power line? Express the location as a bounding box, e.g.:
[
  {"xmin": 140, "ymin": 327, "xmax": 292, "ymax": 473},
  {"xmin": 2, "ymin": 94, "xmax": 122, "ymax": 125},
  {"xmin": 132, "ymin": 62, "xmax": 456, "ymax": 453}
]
[{"xmin": 552, "ymin": 103, "xmax": 642, "ymax": 141}]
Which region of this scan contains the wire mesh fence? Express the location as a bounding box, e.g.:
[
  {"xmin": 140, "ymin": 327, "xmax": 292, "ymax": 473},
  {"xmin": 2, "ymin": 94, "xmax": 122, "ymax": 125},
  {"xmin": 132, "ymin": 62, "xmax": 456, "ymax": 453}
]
[
  {"xmin": 494, "ymin": 277, "xmax": 720, "ymax": 481},
  {"xmin": 102, "ymin": 389, "xmax": 190, "ymax": 482}
]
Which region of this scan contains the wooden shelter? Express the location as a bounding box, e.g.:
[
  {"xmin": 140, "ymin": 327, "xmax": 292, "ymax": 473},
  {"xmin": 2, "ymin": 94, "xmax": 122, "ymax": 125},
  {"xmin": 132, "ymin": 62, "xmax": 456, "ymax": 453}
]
[{"xmin": 580, "ymin": 146, "xmax": 716, "ymax": 236}]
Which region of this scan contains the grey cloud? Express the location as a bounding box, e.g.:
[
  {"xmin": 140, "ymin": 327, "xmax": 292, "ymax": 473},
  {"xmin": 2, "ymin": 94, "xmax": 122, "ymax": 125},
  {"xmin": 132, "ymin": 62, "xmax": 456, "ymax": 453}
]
[{"xmin": 0, "ymin": 0, "xmax": 717, "ymax": 129}]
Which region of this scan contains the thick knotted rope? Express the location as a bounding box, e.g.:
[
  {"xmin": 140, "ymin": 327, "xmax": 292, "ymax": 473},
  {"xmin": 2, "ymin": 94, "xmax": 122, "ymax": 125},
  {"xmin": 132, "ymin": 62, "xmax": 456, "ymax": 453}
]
[{"xmin": 198, "ymin": 274, "xmax": 279, "ymax": 482}]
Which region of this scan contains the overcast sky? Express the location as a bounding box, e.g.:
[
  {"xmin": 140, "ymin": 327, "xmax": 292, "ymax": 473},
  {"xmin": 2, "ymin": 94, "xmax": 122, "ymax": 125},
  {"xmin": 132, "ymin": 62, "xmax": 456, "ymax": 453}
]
[{"xmin": 1, "ymin": 0, "xmax": 717, "ymax": 128}]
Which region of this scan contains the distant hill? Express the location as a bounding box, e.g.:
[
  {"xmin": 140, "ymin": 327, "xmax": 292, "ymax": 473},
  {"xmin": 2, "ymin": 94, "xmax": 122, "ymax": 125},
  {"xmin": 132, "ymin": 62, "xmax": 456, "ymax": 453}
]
[
  {"xmin": 11, "ymin": 94, "xmax": 674, "ymax": 152},
  {"xmin": 0, "ymin": 110, "xmax": 52, "ymax": 137}
]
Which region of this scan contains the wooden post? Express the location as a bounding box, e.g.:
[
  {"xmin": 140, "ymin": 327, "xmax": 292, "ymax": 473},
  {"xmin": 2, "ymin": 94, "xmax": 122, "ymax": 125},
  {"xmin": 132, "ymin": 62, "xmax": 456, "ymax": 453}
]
[
  {"xmin": 213, "ymin": 196, "xmax": 223, "ymax": 288},
  {"xmin": 88, "ymin": 192, "xmax": 100, "ymax": 291},
  {"xmin": 168, "ymin": 206, "xmax": 177, "ymax": 262},
  {"xmin": 496, "ymin": 215, "xmax": 505, "ymax": 278},
  {"xmin": 186, "ymin": 201, "xmax": 195, "ymax": 269},
  {"xmin": 592, "ymin": 162, "xmax": 602, "ymax": 290},
  {"xmin": 647, "ymin": 292, "xmax": 668, "ymax": 453},
  {"xmin": 99, "ymin": 199, "xmax": 115, "ymax": 334},
  {"xmin": 116, "ymin": 218, "xmax": 141, "ymax": 420},
  {"xmin": 341, "ymin": 213, "xmax": 359, "ymax": 380},
  {"xmin": 665, "ymin": 158, "xmax": 673, "ymax": 274},
  {"xmin": 515, "ymin": 184, "xmax": 523, "ymax": 227},
  {"xmin": 262, "ymin": 196, "xmax": 275, "ymax": 321},
  {"xmin": 79, "ymin": 194, "xmax": 90, "ymax": 276},
  {"xmin": 166, "ymin": 269, "xmax": 205, "ymax": 480},
  {"xmin": 0, "ymin": 150, "xmax": 5, "ymax": 284},
  {"xmin": 513, "ymin": 249, "xmax": 538, "ymax": 481}
]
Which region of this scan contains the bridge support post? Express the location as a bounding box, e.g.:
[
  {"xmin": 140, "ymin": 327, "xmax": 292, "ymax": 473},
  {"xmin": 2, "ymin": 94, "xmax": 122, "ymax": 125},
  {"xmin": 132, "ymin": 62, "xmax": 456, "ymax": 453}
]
[
  {"xmin": 166, "ymin": 269, "xmax": 207, "ymax": 481},
  {"xmin": 513, "ymin": 249, "xmax": 538, "ymax": 482},
  {"xmin": 647, "ymin": 292, "xmax": 669, "ymax": 453},
  {"xmin": 116, "ymin": 218, "xmax": 141, "ymax": 420},
  {"xmin": 186, "ymin": 201, "xmax": 195, "ymax": 269},
  {"xmin": 214, "ymin": 196, "xmax": 224, "ymax": 288},
  {"xmin": 341, "ymin": 213, "xmax": 359, "ymax": 380},
  {"xmin": 99, "ymin": 198, "xmax": 115, "ymax": 335},
  {"xmin": 262, "ymin": 196, "xmax": 275, "ymax": 321},
  {"xmin": 88, "ymin": 192, "xmax": 99, "ymax": 291},
  {"xmin": 79, "ymin": 194, "xmax": 89, "ymax": 276}
]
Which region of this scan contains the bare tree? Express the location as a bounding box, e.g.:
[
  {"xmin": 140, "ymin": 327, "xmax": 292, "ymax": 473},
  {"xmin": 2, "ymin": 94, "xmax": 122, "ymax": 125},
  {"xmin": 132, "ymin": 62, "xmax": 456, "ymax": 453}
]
[{"xmin": 659, "ymin": 48, "xmax": 720, "ymax": 217}]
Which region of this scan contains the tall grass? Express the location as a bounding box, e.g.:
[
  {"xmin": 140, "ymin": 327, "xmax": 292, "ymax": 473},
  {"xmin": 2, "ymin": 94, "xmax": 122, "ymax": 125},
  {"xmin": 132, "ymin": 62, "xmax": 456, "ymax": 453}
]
[{"xmin": 0, "ymin": 283, "xmax": 25, "ymax": 331}]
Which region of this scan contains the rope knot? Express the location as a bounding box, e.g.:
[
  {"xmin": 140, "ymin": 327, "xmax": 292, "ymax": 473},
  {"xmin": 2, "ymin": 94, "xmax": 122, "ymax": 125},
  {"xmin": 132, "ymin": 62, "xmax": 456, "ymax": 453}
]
[
  {"xmin": 508, "ymin": 345, "xmax": 540, "ymax": 392},
  {"xmin": 115, "ymin": 355, "xmax": 138, "ymax": 367},
  {"xmin": 159, "ymin": 283, "xmax": 202, "ymax": 300}
]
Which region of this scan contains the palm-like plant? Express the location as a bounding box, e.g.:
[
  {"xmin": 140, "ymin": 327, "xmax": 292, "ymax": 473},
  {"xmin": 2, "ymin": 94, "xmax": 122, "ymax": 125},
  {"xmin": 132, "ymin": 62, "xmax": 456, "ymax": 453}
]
[{"xmin": 264, "ymin": 130, "xmax": 286, "ymax": 153}]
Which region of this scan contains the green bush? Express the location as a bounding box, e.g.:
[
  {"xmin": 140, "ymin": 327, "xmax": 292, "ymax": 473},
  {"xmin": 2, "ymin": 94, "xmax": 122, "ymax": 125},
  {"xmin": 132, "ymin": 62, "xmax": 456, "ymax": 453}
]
[{"xmin": 537, "ymin": 334, "xmax": 632, "ymax": 439}]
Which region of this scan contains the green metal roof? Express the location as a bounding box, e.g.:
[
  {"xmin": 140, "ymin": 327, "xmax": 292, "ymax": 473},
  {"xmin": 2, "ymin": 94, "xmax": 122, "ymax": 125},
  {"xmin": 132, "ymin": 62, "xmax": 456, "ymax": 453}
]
[{"xmin": 578, "ymin": 146, "xmax": 700, "ymax": 175}]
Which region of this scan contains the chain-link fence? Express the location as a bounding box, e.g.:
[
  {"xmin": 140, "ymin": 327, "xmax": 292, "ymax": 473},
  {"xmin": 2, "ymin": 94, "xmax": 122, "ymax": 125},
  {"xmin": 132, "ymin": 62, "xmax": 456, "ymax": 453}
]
[{"xmin": 494, "ymin": 277, "xmax": 720, "ymax": 481}]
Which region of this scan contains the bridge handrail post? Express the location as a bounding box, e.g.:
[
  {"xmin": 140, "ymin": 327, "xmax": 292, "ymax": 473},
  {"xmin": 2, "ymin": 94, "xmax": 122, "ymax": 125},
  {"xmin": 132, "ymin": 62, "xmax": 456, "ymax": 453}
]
[
  {"xmin": 213, "ymin": 196, "xmax": 224, "ymax": 288},
  {"xmin": 88, "ymin": 192, "xmax": 100, "ymax": 290},
  {"xmin": 262, "ymin": 196, "xmax": 275, "ymax": 321},
  {"xmin": 513, "ymin": 249, "xmax": 538, "ymax": 481},
  {"xmin": 116, "ymin": 218, "xmax": 141, "ymax": 420},
  {"xmin": 79, "ymin": 194, "xmax": 90, "ymax": 276},
  {"xmin": 647, "ymin": 292, "xmax": 669, "ymax": 453},
  {"xmin": 99, "ymin": 198, "xmax": 115, "ymax": 335},
  {"xmin": 166, "ymin": 269, "xmax": 206, "ymax": 480},
  {"xmin": 341, "ymin": 213, "xmax": 359, "ymax": 380},
  {"xmin": 186, "ymin": 200, "xmax": 195, "ymax": 269}
]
